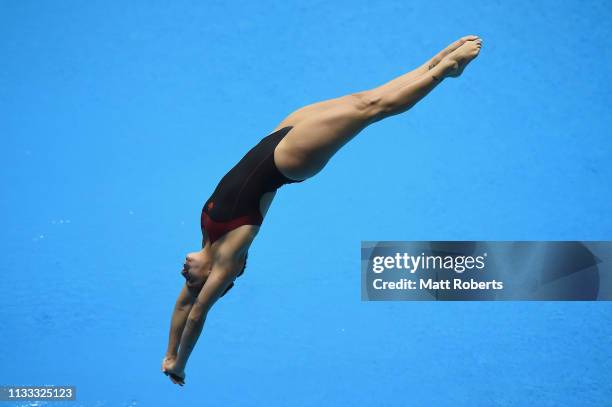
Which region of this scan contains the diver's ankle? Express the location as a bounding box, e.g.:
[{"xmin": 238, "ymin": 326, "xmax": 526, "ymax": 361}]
[{"xmin": 433, "ymin": 59, "xmax": 457, "ymax": 79}]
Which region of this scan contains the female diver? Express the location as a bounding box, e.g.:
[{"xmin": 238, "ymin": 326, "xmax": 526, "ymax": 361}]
[{"xmin": 162, "ymin": 35, "xmax": 482, "ymax": 385}]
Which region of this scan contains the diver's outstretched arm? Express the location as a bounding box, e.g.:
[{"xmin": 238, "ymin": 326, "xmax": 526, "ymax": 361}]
[
  {"xmin": 163, "ymin": 258, "xmax": 239, "ymax": 383},
  {"xmin": 164, "ymin": 284, "xmax": 197, "ymax": 360}
]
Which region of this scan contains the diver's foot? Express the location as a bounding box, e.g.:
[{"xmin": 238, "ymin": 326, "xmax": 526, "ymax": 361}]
[
  {"xmin": 439, "ymin": 37, "xmax": 482, "ymax": 78},
  {"xmin": 428, "ymin": 35, "xmax": 480, "ymax": 70},
  {"xmin": 161, "ymin": 357, "xmax": 186, "ymax": 386}
]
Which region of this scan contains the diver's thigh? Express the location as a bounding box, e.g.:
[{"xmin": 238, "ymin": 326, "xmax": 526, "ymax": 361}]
[
  {"xmin": 272, "ymin": 95, "xmax": 349, "ymax": 131},
  {"xmin": 274, "ymin": 102, "xmax": 367, "ymax": 179}
]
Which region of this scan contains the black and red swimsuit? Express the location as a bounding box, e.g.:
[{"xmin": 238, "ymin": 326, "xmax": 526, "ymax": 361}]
[{"xmin": 201, "ymin": 126, "xmax": 303, "ymax": 244}]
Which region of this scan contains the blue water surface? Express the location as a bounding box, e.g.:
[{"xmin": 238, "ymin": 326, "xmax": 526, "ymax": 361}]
[{"xmin": 1, "ymin": 1, "xmax": 611, "ymax": 406}]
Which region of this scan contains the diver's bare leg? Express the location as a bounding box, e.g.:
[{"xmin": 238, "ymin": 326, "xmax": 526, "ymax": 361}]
[
  {"xmin": 273, "ymin": 36, "xmax": 479, "ymax": 133},
  {"xmin": 275, "ymin": 37, "xmax": 482, "ymax": 180},
  {"xmin": 374, "ymin": 35, "xmax": 480, "ymax": 95}
]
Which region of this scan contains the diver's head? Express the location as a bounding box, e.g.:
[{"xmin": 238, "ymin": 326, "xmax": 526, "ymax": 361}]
[
  {"xmin": 181, "ymin": 250, "xmax": 248, "ymax": 295},
  {"xmin": 181, "ymin": 250, "xmax": 211, "ymax": 289}
]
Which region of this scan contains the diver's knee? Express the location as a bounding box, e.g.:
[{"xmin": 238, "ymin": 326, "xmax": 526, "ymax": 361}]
[{"xmin": 349, "ymin": 92, "xmax": 387, "ymax": 121}]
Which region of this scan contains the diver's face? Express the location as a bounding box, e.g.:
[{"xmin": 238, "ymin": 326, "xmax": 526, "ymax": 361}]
[{"xmin": 181, "ymin": 250, "xmax": 211, "ymax": 288}]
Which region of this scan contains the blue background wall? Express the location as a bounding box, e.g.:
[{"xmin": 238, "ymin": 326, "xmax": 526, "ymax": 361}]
[{"xmin": 1, "ymin": 1, "xmax": 611, "ymax": 405}]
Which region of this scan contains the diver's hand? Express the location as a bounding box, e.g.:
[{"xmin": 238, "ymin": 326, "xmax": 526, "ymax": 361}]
[{"xmin": 161, "ymin": 356, "xmax": 186, "ymax": 386}]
